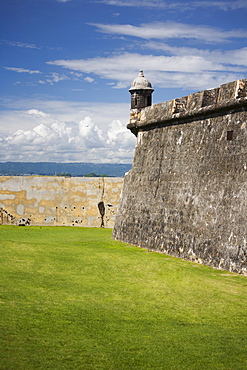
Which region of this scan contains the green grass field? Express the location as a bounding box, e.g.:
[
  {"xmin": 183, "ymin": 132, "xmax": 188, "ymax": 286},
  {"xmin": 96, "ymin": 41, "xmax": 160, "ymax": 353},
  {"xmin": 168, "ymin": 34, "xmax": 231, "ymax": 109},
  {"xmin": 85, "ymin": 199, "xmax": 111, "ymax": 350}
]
[{"xmin": 0, "ymin": 225, "xmax": 246, "ymax": 369}]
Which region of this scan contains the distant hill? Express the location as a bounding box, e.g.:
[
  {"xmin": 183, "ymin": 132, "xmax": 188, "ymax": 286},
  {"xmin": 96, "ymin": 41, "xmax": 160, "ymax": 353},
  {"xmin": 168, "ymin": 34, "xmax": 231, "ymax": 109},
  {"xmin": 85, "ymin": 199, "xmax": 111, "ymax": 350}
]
[{"xmin": 0, "ymin": 162, "xmax": 132, "ymax": 177}]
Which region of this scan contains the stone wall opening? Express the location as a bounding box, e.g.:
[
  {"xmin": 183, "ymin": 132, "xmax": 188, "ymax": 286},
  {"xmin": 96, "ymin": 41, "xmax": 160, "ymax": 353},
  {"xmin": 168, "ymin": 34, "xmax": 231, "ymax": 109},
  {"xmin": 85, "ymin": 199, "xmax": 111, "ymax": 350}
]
[{"xmin": 98, "ymin": 201, "xmax": 105, "ymax": 227}]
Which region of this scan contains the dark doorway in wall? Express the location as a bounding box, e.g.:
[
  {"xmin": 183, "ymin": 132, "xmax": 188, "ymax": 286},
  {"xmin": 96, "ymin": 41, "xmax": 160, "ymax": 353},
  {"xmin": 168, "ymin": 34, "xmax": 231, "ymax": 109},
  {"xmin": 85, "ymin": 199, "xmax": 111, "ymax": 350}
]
[{"xmin": 98, "ymin": 201, "xmax": 105, "ymax": 227}]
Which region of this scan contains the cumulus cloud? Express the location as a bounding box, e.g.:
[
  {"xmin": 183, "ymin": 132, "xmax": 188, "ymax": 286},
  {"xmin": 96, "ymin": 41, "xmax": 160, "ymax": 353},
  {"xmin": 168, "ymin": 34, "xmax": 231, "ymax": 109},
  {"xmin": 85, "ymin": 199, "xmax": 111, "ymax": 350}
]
[
  {"xmin": 4, "ymin": 67, "xmax": 41, "ymax": 74},
  {"xmin": 90, "ymin": 21, "xmax": 247, "ymax": 43},
  {"xmin": 0, "ymin": 100, "xmax": 135, "ymax": 163}
]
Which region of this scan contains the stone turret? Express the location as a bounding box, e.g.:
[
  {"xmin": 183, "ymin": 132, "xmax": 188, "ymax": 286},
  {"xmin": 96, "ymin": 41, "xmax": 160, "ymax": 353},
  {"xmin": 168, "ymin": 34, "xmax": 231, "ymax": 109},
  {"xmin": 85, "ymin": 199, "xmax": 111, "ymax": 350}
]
[{"xmin": 129, "ymin": 70, "xmax": 154, "ymax": 110}]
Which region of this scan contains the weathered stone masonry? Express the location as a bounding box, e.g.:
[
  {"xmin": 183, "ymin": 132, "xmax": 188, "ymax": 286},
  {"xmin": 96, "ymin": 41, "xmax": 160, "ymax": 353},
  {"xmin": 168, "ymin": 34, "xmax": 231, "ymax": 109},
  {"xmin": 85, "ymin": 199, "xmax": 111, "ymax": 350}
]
[
  {"xmin": 0, "ymin": 176, "xmax": 123, "ymax": 228},
  {"xmin": 113, "ymin": 78, "xmax": 247, "ymax": 274}
]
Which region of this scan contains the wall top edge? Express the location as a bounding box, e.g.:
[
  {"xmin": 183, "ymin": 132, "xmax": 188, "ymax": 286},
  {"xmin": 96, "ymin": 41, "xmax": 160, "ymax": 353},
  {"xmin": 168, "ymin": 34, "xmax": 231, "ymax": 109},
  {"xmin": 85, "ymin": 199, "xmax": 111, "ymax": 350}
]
[
  {"xmin": 0, "ymin": 176, "xmax": 124, "ymax": 181},
  {"xmin": 128, "ymin": 79, "xmax": 247, "ymax": 133}
]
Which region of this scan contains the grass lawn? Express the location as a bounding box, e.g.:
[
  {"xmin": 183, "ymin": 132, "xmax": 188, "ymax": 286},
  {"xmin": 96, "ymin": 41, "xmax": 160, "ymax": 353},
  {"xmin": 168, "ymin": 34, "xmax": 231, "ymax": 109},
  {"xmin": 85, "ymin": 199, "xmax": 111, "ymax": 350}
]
[{"xmin": 0, "ymin": 225, "xmax": 246, "ymax": 369}]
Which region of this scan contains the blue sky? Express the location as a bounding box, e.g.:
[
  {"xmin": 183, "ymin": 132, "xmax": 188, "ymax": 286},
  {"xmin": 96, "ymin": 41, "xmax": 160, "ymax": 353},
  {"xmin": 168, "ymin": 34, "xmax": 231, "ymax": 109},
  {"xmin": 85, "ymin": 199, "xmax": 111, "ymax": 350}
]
[{"xmin": 1, "ymin": 0, "xmax": 247, "ymax": 163}]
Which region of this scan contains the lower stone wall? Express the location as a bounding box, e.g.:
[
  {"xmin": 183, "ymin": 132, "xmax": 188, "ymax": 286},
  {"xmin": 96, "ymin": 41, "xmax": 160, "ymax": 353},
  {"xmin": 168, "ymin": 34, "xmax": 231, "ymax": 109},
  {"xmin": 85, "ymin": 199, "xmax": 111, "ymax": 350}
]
[{"xmin": 0, "ymin": 176, "xmax": 123, "ymax": 228}]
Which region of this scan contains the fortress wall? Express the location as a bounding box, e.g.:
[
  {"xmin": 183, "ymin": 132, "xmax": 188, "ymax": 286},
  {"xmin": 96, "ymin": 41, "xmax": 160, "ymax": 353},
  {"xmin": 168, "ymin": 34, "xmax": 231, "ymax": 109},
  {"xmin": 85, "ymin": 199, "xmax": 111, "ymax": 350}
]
[
  {"xmin": 0, "ymin": 176, "xmax": 123, "ymax": 228},
  {"xmin": 113, "ymin": 79, "xmax": 247, "ymax": 274}
]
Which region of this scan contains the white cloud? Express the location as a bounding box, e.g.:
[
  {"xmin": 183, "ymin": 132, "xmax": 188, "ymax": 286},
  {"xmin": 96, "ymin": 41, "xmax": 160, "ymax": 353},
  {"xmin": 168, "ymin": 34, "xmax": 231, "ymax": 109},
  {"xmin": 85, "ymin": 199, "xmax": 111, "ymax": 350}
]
[
  {"xmin": 47, "ymin": 51, "xmax": 246, "ymax": 91},
  {"xmin": 0, "ymin": 99, "xmax": 129, "ymax": 124},
  {"xmin": 46, "ymin": 20, "xmax": 247, "ymax": 91},
  {"xmin": 2, "ymin": 40, "xmax": 41, "ymax": 49},
  {"xmin": 100, "ymin": 0, "xmax": 247, "ymax": 10},
  {"xmin": 37, "ymin": 72, "xmax": 80, "ymax": 85},
  {"xmin": 90, "ymin": 21, "xmax": 247, "ymax": 43},
  {"xmin": 187, "ymin": 1, "xmax": 247, "ymax": 10},
  {"xmin": 0, "ymin": 100, "xmax": 134, "ymax": 163},
  {"xmin": 107, "ymin": 120, "xmax": 127, "ymax": 142},
  {"xmin": 4, "ymin": 67, "xmax": 41, "ymax": 74},
  {"xmin": 27, "ymin": 109, "xmax": 49, "ymax": 118},
  {"xmin": 70, "ymin": 71, "xmax": 83, "ymax": 78},
  {"xmin": 84, "ymin": 76, "xmax": 95, "ymax": 83},
  {"xmin": 1, "ymin": 39, "xmax": 61, "ymax": 51},
  {"xmin": 46, "ymin": 72, "xmax": 69, "ymax": 84},
  {"xmin": 143, "ymin": 43, "xmax": 247, "ymax": 67},
  {"xmin": 98, "ymin": 0, "xmax": 181, "ymax": 8}
]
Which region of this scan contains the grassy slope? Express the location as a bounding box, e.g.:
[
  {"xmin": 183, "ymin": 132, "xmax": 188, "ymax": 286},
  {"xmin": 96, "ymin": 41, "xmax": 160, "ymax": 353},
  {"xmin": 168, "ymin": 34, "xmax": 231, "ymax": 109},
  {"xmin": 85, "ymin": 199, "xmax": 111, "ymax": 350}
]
[{"xmin": 0, "ymin": 226, "xmax": 246, "ymax": 369}]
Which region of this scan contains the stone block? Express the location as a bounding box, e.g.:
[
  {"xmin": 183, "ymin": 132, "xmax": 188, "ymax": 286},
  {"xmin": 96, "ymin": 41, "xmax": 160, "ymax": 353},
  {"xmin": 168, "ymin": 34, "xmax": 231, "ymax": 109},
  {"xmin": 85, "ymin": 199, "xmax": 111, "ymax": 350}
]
[
  {"xmin": 237, "ymin": 79, "xmax": 247, "ymax": 98},
  {"xmin": 201, "ymin": 88, "xmax": 220, "ymax": 107},
  {"xmin": 218, "ymin": 81, "xmax": 238, "ymax": 102},
  {"xmin": 187, "ymin": 91, "xmax": 204, "ymax": 112}
]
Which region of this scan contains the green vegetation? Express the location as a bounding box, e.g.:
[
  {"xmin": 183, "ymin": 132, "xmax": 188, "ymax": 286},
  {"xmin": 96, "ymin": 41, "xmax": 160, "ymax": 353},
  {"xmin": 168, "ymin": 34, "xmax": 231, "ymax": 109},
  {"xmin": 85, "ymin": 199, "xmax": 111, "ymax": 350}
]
[
  {"xmin": 84, "ymin": 172, "xmax": 109, "ymax": 177},
  {"xmin": 56, "ymin": 173, "xmax": 72, "ymax": 177},
  {"xmin": 0, "ymin": 226, "xmax": 246, "ymax": 369}
]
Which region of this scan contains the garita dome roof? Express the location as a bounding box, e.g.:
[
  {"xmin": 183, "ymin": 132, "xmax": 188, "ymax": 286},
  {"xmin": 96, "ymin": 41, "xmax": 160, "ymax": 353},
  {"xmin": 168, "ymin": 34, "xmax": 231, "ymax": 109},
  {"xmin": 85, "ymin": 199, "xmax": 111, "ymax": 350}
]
[{"xmin": 129, "ymin": 70, "xmax": 154, "ymax": 91}]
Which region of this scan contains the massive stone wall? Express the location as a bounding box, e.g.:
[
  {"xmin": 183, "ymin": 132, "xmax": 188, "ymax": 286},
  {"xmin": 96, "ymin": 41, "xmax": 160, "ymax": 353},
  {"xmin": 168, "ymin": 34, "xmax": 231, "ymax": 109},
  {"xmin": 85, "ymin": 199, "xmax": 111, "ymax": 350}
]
[
  {"xmin": 0, "ymin": 176, "xmax": 123, "ymax": 228},
  {"xmin": 113, "ymin": 79, "xmax": 247, "ymax": 274}
]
